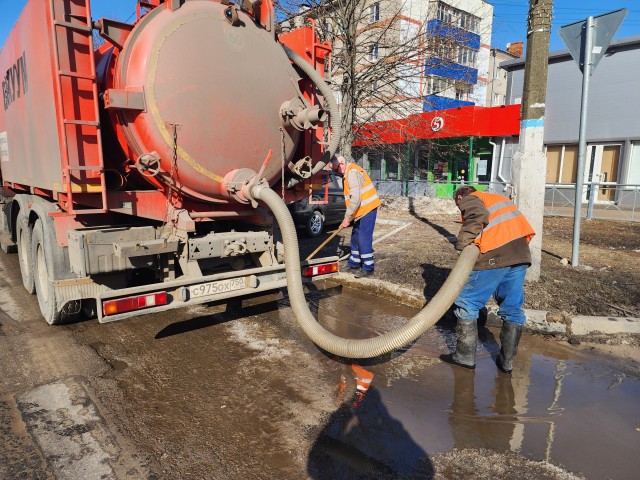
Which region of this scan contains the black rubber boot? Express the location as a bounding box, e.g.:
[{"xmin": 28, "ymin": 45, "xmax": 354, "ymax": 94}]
[
  {"xmin": 496, "ymin": 322, "xmax": 523, "ymax": 374},
  {"xmin": 440, "ymin": 319, "xmax": 477, "ymax": 369}
]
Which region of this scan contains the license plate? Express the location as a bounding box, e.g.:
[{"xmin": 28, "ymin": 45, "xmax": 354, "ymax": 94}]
[{"xmin": 188, "ymin": 277, "xmax": 246, "ymax": 298}]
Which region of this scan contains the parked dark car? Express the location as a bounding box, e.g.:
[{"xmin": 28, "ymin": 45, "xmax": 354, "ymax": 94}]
[{"xmin": 288, "ymin": 171, "xmax": 346, "ymax": 237}]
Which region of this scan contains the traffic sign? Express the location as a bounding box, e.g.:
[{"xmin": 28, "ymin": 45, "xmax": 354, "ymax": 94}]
[{"xmin": 559, "ymin": 8, "xmax": 628, "ymax": 73}]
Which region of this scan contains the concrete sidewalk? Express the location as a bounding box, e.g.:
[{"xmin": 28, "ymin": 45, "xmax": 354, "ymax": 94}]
[{"xmin": 330, "ymin": 272, "xmax": 640, "ymax": 338}]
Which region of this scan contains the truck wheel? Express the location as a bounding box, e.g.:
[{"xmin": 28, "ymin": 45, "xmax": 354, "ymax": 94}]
[
  {"xmin": 31, "ymin": 219, "xmax": 81, "ymax": 325},
  {"xmin": 17, "ymin": 213, "xmax": 35, "ymax": 294},
  {"xmin": 305, "ymin": 210, "xmax": 325, "ymax": 237}
]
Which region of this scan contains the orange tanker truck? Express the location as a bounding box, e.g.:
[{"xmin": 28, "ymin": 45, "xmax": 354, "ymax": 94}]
[
  {"xmin": 0, "ymin": 0, "xmax": 340, "ymax": 324},
  {"xmin": 0, "ymin": 0, "xmax": 479, "ymax": 359}
]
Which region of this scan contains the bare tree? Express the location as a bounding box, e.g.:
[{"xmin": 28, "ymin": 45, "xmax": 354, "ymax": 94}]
[
  {"xmin": 276, "ymin": 1, "xmax": 489, "ymax": 161},
  {"xmin": 276, "ymin": 1, "xmax": 424, "ymax": 159},
  {"xmin": 277, "ymin": 0, "xmax": 492, "ymax": 184}
]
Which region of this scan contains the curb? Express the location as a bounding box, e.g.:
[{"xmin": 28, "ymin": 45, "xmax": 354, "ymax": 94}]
[
  {"xmin": 570, "ymin": 315, "xmax": 640, "ymax": 336},
  {"xmin": 328, "ymin": 273, "xmax": 640, "ymax": 337}
]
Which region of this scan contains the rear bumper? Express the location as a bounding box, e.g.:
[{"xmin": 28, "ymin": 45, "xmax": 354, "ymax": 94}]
[{"xmin": 94, "ymin": 257, "xmax": 339, "ymax": 323}]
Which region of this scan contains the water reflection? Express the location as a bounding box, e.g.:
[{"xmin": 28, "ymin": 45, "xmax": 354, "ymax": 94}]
[
  {"xmin": 308, "ymin": 387, "xmax": 434, "ymax": 480},
  {"xmin": 313, "ymin": 282, "xmax": 640, "ymax": 479},
  {"xmin": 447, "ymin": 366, "xmax": 520, "ymax": 452},
  {"xmin": 544, "ymin": 360, "xmax": 566, "ymax": 462}
]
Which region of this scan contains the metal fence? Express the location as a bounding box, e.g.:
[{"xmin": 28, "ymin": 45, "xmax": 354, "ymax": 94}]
[
  {"xmin": 374, "ymin": 180, "xmax": 512, "ymax": 197},
  {"xmin": 544, "ymin": 183, "xmax": 639, "ymax": 222},
  {"xmin": 374, "ymin": 180, "xmax": 640, "ymax": 222}
]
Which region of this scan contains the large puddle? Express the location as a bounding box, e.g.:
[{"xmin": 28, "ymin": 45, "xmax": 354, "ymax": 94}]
[{"xmin": 307, "ymin": 285, "xmax": 640, "ymax": 479}]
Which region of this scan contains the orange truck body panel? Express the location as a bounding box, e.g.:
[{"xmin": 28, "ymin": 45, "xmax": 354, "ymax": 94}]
[{"xmin": 0, "ymin": 0, "xmax": 63, "ymax": 191}]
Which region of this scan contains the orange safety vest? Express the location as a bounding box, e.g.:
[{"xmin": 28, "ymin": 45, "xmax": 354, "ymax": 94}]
[
  {"xmin": 344, "ymin": 163, "xmax": 381, "ymax": 218},
  {"xmin": 352, "ymin": 364, "xmax": 374, "ymax": 394},
  {"xmin": 469, "ymin": 191, "xmax": 535, "ymax": 253}
]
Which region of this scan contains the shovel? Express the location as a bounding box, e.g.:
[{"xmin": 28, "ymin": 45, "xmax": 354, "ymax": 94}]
[{"xmin": 305, "ymin": 226, "xmax": 344, "ymax": 261}]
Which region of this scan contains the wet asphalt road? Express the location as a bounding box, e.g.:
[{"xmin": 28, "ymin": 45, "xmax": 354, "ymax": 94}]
[{"xmin": 1, "ymin": 249, "xmax": 640, "ymax": 479}]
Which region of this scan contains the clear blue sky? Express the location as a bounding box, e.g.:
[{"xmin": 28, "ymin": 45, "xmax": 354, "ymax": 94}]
[
  {"xmin": 0, "ymin": 0, "xmax": 136, "ymax": 47},
  {"xmin": 0, "ymin": 0, "xmax": 638, "ymax": 52},
  {"xmin": 489, "ymin": 1, "xmax": 639, "ymax": 51}
]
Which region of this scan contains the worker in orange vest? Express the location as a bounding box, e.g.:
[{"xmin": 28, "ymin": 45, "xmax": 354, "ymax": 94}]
[
  {"xmin": 331, "ymin": 155, "xmax": 381, "ymax": 279},
  {"xmin": 441, "ymin": 186, "xmax": 535, "ymax": 374}
]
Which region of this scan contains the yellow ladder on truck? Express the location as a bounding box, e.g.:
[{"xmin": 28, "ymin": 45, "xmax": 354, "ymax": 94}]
[{"xmin": 49, "ymin": 0, "xmax": 107, "ymax": 214}]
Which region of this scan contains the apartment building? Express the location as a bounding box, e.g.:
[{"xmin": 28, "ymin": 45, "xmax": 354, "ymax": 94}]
[
  {"xmin": 486, "ymin": 43, "xmax": 521, "ymax": 107},
  {"xmin": 418, "ymin": 0, "xmax": 493, "ymax": 111},
  {"xmin": 304, "ymin": 0, "xmax": 493, "ymax": 122},
  {"xmin": 296, "ymin": 1, "xmax": 495, "ymax": 182}
]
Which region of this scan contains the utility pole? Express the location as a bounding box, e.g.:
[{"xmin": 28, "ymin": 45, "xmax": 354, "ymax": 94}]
[{"xmin": 511, "ymin": 0, "xmax": 553, "ymax": 281}]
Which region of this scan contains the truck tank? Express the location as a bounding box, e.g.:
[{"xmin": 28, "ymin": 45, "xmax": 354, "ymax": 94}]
[{"xmin": 96, "ymin": 1, "xmax": 306, "ymax": 203}]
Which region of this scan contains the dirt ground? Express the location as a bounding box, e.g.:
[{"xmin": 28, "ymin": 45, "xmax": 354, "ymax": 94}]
[
  {"xmin": 1, "ymin": 200, "xmax": 639, "ymax": 479},
  {"xmin": 313, "ymin": 195, "xmax": 640, "ymax": 321},
  {"xmin": 3, "ymin": 250, "xmax": 637, "ymax": 479}
]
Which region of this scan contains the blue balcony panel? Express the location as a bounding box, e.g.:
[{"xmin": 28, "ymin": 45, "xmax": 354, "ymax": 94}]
[
  {"xmin": 425, "ymin": 19, "xmax": 480, "ymax": 49},
  {"xmin": 425, "ymin": 58, "xmax": 478, "ymax": 83},
  {"xmin": 423, "ymin": 95, "xmax": 475, "ymax": 112}
]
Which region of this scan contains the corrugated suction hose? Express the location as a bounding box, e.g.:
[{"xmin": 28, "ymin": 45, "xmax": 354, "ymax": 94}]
[{"xmin": 252, "ymin": 184, "xmax": 480, "ymax": 359}]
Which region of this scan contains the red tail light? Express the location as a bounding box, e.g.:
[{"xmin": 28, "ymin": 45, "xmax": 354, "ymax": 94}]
[
  {"xmin": 302, "ymin": 262, "xmax": 339, "ymax": 277},
  {"xmin": 103, "ymin": 292, "xmax": 168, "ymax": 316}
]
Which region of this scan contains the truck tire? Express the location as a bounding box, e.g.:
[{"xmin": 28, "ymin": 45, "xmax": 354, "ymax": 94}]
[
  {"xmin": 31, "ymin": 218, "xmax": 81, "ymax": 325},
  {"xmin": 305, "ymin": 210, "xmax": 325, "ymax": 237},
  {"xmin": 17, "ymin": 213, "xmax": 35, "ymax": 294}
]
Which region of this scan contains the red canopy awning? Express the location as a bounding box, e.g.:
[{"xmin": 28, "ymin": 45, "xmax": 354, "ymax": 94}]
[{"xmin": 353, "ymin": 104, "xmax": 521, "ymax": 146}]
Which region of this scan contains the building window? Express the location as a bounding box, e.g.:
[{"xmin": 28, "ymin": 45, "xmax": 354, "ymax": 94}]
[
  {"xmin": 546, "ymin": 145, "xmax": 563, "ymax": 183},
  {"xmin": 369, "ymin": 44, "xmax": 379, "ymax": 62},
  {"xmin": 456, "ymin": 46, "xmax": 477, "ymax": 68},
  {"xmin": 629, "ymin": 142, "xmax": 640, "ymax": 184},
  {"xmin": 369, "ymin": 153, "xmax": 383, "ymax": 181},
  {"xmin": 369, "ymin": 2, "xmax": 380, "ymax": 23},
  {"xmin": 455, "ymin": 83, "xmax": 472, "ymax": 101},
  {"xmin": 426, "ymin": 75, "xmax": 451, "ymax": 95},
  {"xmin": 435, "ymin": 42, "xmax": 456, "ymax": 62},
  {"xmin": 437, "ymin": 1, "xmax": 480, "ymax": 34},
  {"xmin": 493, "ymin": 93, "xmax": 500, "ymax": 105},
  {"xmin": 459, "ymin": 11, "xmax": 479, "ymax": 33},
  {"xmin": 371, "ymin": 80, "xmax": 378, "ymax": 92},
  {"xmin": 546, "ymin": 144, "xmax": 579, "ymax": 183},
  {"xmin": 386, "ymin": 157, "xmax": 399, "ymax": 180},
  {"xmin": 437, "ymin": 2, "xmax": 453, "ymax": 25}
]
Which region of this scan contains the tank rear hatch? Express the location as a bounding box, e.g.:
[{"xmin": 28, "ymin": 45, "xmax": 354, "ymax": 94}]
[{"xmin": 107, "ymin": 2, "xmax": 302, "ymax": 202}]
